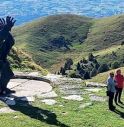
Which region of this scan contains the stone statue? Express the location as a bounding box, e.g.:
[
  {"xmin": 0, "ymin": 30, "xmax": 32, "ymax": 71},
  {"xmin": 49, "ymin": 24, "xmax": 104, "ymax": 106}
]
[{"xmin": 0, "ymin": 16, "xmax": 16, "ymax": 95}]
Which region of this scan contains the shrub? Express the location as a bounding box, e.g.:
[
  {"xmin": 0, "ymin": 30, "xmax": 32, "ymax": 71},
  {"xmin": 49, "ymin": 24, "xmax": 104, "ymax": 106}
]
[
  {"xmin": 95, "ymin": 63, "xmax": 100, "ymax": 69},
  {"xmin": 121, "ymin": 41, "xmax": 124, "ymax": 45},
  {"xmin": 93, "ymin": 59, "xmax": 98, "ymax": 64},
  {"xmin": 84, "ymin": 71, "xmax": 90, "ymax": 79},
  {"xmin": 90, "ymin": 68, "xmax": 98, "ymax": 77},
  {"xmin": 77, "ymin": 62, "xmax": 81, "ymax": 70},
  {"xmin": 111, "ymin": 61, "xmax": 120, "ymax": 69},
  {"xmin": 88, "ymin": 53, "xmax": 95, "ymax": 61},
  {"xmin": 82, "ymin": 58, "xmax": 88, "ymax": 64},
  {"xmin": 79, "ymin": 68, "xmax": 85, "ymax": 76},
  {"xmin": 64, "ymin": 58, "xmax": 73, "ymax": 70},
  {"xmin": 60, "ymin": 67, "xmax": 66, "ymax": 75},
  {"xmin": 98, "ymin": 64, "xmax": 109, "ymax": 73}
]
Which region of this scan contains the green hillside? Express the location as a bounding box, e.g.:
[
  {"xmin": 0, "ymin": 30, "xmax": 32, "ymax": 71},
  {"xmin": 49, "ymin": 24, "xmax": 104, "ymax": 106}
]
[
  {"xmin": 13, "ymin": 14, "xmax": 124, "ymax": 72},
  {"xmin": 8, "ymin": 47, "xmax": 48, "ymax": 75},
  {"xmin": 13, "ymin": 14, "xmax": 92, "ymax": 71},
  {"xmin": 84, "ymin": 14, "xmax": 124, "ymax": 51},
  {"xmin": 87, "ymin": 67, "xmax": 124, "ymax": 83}
]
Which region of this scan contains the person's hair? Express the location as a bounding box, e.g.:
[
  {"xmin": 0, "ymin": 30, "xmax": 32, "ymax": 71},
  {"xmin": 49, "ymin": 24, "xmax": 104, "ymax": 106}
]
[
  {"xmin": 110, "ymin": 72, "xmax": 114, "ymax": 76},
  {"xmin": 116, "ymin": 69, "xmax": 121, "ymax": 74}
]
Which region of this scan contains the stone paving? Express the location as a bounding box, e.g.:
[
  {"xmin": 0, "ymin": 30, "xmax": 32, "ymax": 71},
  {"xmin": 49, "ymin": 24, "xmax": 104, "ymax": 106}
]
[
  {"xmin": 86, "ymin": 82, "xmax": 106, "ymax": 88},
  {"xmin": 89, "ymin": 94, "xmax": 107, "ymax": 102},
  {"xmin": 41, "ymin": 99, "xmax": 57, "ymax": 105},
  {"xmin": 40, "ymin": 91, "xmax": 58, "ymax": 98},
  {"xmin": 0, "ymin": 77, "xmax": 54, "ymax": 113},
  {"xmin": 84, "ymin": 88, "xmax": 102, "ymax": 92},
  {"xmin": 62, "ymin": 95, "xmax": 83, "ymax": 101},
  {"xmin": 0, "ymin": 73, "xmax": 107, "ymax": 113},
  {"xmin": 8, "ymin": 79, "xmax": 52, "ymax": 97}
]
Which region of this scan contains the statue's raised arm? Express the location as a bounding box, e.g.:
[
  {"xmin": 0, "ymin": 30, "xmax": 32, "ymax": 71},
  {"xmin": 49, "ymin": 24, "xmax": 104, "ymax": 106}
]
[{"xmin": 0, "ymin": 16, "xmax": 16, "ymax": 42}]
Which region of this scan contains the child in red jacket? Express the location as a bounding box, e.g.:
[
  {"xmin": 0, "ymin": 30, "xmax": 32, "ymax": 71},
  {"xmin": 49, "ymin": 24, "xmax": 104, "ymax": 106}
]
[{"xmin": 114, "ymin": 69, "xmax": 124, "ymax": 104}]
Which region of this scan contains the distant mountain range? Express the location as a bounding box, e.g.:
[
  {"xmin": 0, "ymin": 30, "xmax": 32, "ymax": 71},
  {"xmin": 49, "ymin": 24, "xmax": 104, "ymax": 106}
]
[{"xmin": 0, "ymin": 0, "xmax": 124, "ymax": 25}]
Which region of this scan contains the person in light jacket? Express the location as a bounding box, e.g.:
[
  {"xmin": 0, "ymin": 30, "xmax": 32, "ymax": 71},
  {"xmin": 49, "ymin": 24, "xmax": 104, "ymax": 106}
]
[{"xmin": 107, "ymin": 72, "xmax": 116, "ymax": 111}]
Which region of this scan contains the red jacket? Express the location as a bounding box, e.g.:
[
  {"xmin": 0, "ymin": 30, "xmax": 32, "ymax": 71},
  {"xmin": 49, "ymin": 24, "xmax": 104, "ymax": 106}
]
[{"xmin": 115, "ymin": 74, "xmax": 124, "ymax": 88}]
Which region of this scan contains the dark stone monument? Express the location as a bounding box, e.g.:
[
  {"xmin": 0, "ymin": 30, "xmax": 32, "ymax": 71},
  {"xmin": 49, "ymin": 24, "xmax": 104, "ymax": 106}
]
[{"xmin": 0, "ymin": 16, "xmax": 16, "ymax": 94}]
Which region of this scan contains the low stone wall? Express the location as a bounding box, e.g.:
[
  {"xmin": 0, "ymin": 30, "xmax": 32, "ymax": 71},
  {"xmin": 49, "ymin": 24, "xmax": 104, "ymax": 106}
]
[{"xmin": 12, "ymin": 74, "xmax": 51, "ymax": 84}]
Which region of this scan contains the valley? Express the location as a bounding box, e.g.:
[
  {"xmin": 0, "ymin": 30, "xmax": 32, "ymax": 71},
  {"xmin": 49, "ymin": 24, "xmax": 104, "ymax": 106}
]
[{"xmin": 12, "ymin": 14, "xmax": 124, "ymax": 75}]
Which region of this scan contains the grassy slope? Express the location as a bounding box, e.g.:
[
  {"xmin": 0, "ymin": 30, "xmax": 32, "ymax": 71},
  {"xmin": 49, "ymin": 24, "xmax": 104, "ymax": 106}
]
[
  {"xmin": 84, "ymin": 14, "xmax": 124, "ymax": 51},
  {"xmin": 76, "ymin": 14, "xmax": 124, "ymax": 67},
  {"xmin": 3, "ymin": 14, "xmax": 124, "ymax": 127},
  {"xmin": 13, "ymin": 14, "xmax": 124, "ymax": 72},
  {"xmin": 87, "ymin": 67, "xmax": 124, "ymax": 83},
  {"xmin": 8, "ymin": 47, "xmax": 48, "ymax": 75},
  {"xmin": 0, "ymin": 84, "xmax": 124, "ymax": 127},
  {"xmin": 13, "ymin": 14, "xmax": 92, "ymax": 72}
]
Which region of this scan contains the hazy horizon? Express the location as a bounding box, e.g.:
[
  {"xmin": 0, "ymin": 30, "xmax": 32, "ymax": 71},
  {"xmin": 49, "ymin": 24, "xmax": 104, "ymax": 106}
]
[{"xmin": 0, "ymin": 0, "xmax": 124, "ymax": 25}]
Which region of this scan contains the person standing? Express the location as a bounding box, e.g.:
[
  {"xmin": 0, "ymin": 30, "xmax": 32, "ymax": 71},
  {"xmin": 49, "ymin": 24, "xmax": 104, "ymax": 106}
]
[
  {"xmin": 107, "ymin": 72, "xmax": 116, "ymax": 111},
  {"xmin": 114, "ymin": 69, "xmax": 124, "ymax": 104}
]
